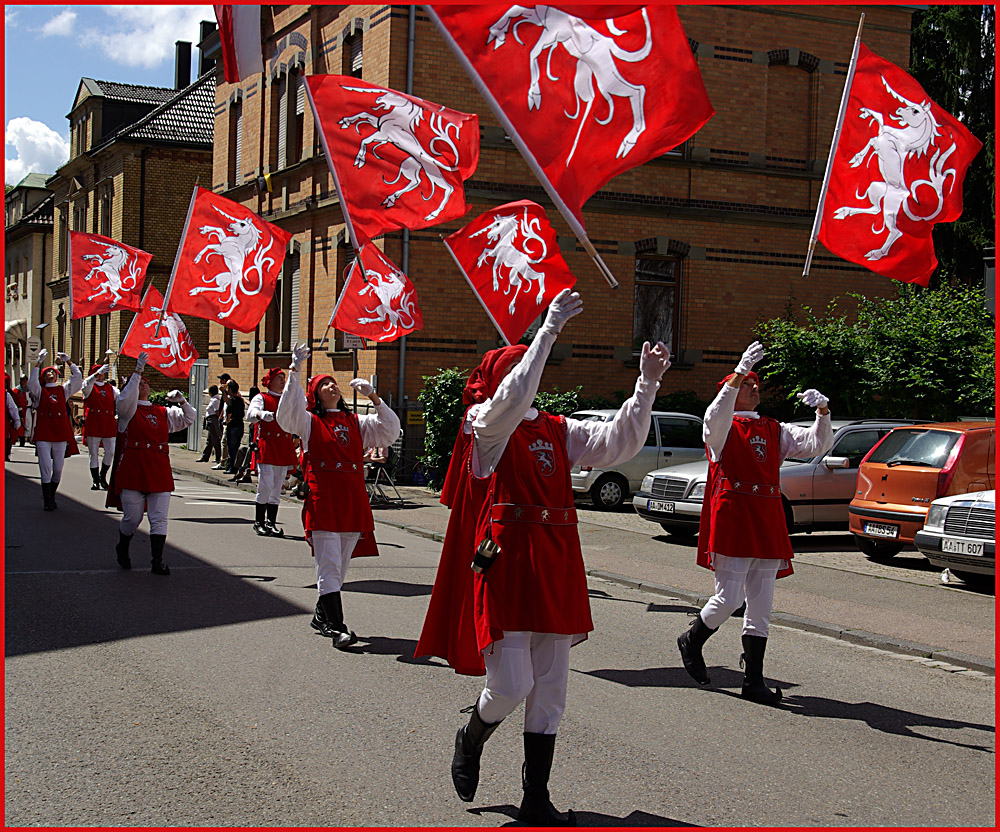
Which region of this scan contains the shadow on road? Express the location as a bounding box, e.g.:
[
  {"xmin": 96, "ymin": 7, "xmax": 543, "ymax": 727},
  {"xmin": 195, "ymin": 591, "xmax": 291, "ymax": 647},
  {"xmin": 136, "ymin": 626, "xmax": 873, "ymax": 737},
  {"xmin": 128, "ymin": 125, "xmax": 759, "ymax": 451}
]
[
  {"xmin": 350, "ymin": 634, "xmax": 447, "ymax": 667},
  {"xmin": 343, "ymin": 578, "xmax": 433, "ymax": 597},
  {"xmin": 469, "ymin": 803, "xmax": 695, "ymax": 827},
  {"xmin": 576, "ymin": 665, "xmax": 751, "ymax": 690}
]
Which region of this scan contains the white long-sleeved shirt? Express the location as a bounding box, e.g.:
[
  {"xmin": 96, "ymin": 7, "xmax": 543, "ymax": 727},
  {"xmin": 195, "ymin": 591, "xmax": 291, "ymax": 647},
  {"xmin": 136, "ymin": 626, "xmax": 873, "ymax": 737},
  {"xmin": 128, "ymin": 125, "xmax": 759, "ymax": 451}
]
[
  {"xmin": 702, "ymin": 384, "xmax": 833, "ymax": 464},
  {"xmin": 470, "ymin": 329, "xmax": 661, "ymax": 478},
  {"xmin": 6, "ymin": 391, "xmax": 21, "ymax": 428},
  {"xmin": 116, "ymin": 372, "xmax": 197, "ymax": 434},
  {"xmin": 247, "ymin": 391, "xmax": 280, "ymax": 424},
  {"xmin": 81, "ymin": 370, "xmax": 119, "ymax": 402},
  {"xmin": 27, "ymin": 362, "xmax": 83, "ymax": 407},
  {"xmin": 276, "ymin": 369, "xmax": 401, "ymax": 453},
  {"xmin": 205, "ymin": 394, "xmax": 221, "ymax": 418}
]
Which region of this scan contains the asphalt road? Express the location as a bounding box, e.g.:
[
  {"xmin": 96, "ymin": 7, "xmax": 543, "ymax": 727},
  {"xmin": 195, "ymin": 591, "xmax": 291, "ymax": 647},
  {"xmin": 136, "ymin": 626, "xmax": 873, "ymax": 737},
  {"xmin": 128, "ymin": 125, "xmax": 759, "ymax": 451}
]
[{"xmin": 4, "ymin": 447, "xmax": 996, "ymax": 827}]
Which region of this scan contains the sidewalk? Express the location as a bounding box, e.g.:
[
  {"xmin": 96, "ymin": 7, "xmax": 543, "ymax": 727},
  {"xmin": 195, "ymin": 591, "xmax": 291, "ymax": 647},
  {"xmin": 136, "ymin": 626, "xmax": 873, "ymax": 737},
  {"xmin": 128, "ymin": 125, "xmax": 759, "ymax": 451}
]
[{"xmin": 169, "ymin": 446, "xmax": 994, "ymax": 675}]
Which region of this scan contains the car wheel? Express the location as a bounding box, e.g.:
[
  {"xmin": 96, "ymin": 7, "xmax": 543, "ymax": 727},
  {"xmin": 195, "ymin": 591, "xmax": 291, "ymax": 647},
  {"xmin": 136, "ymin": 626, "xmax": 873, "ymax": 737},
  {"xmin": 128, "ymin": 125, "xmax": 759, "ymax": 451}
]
[
  {"xmin": 952, "ymin": 570, "xmax": 995, "ymax": 588},
  {"xmin": 659, "ymin": 523, "xmax": 697, "ymax": 538},
  {"xmin": 591, "ymin": 473, "xmax": 627, "ymax": 510},
  {"xmin": 854, "ymin": 534, "xmax": 903, "ymax": 562}
]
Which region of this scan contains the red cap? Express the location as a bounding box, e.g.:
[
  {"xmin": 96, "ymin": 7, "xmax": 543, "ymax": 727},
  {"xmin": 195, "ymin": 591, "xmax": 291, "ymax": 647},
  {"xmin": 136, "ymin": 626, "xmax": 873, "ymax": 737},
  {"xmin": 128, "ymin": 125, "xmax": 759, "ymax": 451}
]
[
  {"xmin": 261, "ymin": 366, "xmax": 286, "ymax": 390},
  {"xmin": 463, "ymin": 345, "xmax": 529, "ymax": 406},
  {"xmin": 718, "ymin": 370, "xmax": 758, "ymax": 391}
]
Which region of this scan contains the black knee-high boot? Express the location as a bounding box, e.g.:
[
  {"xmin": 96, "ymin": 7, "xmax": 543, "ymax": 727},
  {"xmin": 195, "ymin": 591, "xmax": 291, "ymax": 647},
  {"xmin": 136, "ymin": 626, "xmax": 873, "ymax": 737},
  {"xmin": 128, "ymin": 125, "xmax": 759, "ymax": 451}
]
[
  {"xmin": 49, "ymin": 479, "xmax": 60, "ymax": 509},
  {"xmin": 740, "ymin": 634, "xmax": 782, "ymax": 706},
  {"xmin": 677, "ymin": 613, "xmax": 718, "ymax": 685},
  {"xmin": 451, "ymin": 704, "xmax": 503, "ymax": 802},
  {"xmin": 150, "ymin": 534, "xmax": 169, "ymax": 576},
  {"xmin": 41, "ymin": 482, "xmax": 54, "ymax": 511},
  {"xmin": 265, "ymin": 503, "xmax": 283, "ymax": 536},
  {"xmin": 99, "ymin": 463, "xmax": 110, "ymax": 490},
  {"xmin": 316, "ymin": 592, "xmax": 356, "ymax": 649},
  {"xmin": 116, "ymin": 532, "xmax": 133, "ymax": 570},
  {"xmin": 518, "ymin": 732, "xmax": 576, "ymax": 827},
  {"xmin": 252, "ymin": 502, "xmax": 269, "ymax": 535},
  {"xmin": 90, "ymin": 467, "xmax": 102, "ymax": 490}
]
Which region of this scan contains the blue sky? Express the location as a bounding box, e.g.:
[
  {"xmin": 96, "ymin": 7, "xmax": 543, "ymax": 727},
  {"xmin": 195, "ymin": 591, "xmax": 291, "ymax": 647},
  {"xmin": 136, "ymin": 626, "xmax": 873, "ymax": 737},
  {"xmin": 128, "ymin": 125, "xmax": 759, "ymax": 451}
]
[{"xmin": 5, "ymin": 4, "xmax": 216, "ymax": 185}]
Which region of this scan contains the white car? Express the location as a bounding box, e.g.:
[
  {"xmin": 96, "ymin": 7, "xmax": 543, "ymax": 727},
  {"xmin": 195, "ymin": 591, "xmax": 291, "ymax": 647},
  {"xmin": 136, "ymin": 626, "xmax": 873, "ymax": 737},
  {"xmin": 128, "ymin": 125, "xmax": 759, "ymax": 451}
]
[
  {"xmin": 569, "ymin": 409, "xmax": 705, "ymax": 510},
  {"xmin": 914, "ymin": 490, "xmax": 995, "ymax": 586}
]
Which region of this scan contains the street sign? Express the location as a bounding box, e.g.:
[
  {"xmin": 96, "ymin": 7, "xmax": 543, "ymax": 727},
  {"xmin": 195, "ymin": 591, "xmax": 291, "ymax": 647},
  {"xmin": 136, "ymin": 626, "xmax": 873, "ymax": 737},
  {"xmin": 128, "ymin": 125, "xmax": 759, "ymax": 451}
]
[
  {"xmin": 343, "ymin": 333, "xmax": 366, "ymax": 350},
  {"xmin": 26, "ymin": 336, "xmax": 40, "ymax": 363},
  {"xmin": 407, "ymin": 411, "xmax": 425, "ymax": 425}
]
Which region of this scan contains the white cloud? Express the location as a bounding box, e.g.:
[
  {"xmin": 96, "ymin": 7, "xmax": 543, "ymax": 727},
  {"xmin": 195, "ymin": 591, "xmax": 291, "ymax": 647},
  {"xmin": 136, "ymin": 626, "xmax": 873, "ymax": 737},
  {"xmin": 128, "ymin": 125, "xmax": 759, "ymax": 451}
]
[
  {"xmin": 40, "ymin": 8, "xmax": 77, "ymax": 37},
  {"xmin": 79, "ymin": 5, "xmax": 215, "ymax": 69},
  {"xmin": 5, "ymin": 118, "xmax": 69, "ymax": 185},
  {"xmin": 5, "ymin": 9, "xmax": 17, "ymax": 29}
]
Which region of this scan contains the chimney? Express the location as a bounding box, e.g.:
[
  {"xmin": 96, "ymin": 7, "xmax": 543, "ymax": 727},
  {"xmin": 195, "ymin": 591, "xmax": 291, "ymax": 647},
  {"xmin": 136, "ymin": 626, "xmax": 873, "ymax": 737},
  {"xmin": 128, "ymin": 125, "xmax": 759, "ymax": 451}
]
[
  {"xmin": 198, "ymin": 20, "xmax": 219, "ymax": 77},
  {"xmin": 175, "ymin": 41, "xmax": 192, "ymax": 89}
]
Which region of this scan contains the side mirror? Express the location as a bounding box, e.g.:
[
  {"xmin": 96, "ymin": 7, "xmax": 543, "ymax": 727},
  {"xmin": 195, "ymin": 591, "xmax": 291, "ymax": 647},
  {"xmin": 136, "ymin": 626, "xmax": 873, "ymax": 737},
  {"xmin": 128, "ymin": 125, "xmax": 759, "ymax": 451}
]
[{"xmin": 823, "ymin": 455, "xmax": 851, "ymax": 469}]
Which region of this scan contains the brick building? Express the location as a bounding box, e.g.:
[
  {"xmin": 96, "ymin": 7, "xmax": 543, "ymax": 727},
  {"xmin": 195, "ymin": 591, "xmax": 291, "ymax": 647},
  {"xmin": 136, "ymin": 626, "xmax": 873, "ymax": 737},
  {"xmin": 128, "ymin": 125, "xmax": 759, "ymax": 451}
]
[
  {"xmin": 45, "ymin": 40, "xmax": 216, "ymax": 405},
  {"xmin": 207, "ymin": 4, "xmax": 914, "ymax": 476}
]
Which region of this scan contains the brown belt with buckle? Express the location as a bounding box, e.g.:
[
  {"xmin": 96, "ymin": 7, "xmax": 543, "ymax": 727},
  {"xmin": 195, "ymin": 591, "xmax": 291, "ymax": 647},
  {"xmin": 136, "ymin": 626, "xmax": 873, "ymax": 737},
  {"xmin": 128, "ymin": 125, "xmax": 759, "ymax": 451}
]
[
  {"xmin": 491, "ymin": 504, "xmax": 578, "ymax": 525},
  {"xmin": 128, "ymin": 440, "xmax": 169, "ymax": 453},
  {"xmin": 719, "ymin": 477, "xmax": 781, "ymax": 497}
]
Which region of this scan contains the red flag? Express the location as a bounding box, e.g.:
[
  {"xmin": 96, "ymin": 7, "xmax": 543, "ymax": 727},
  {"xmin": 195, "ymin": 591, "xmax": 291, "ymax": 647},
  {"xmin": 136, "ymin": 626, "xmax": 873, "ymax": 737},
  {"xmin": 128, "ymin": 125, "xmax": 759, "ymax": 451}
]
[
  {"xmin": 444, "ymin": 200, "xmax": 576, "ymax": 345},
  {"xmin": 332, "ymin": 244, "xmax": 423, "ymax": 343},
  {"xmin": 429, "ymin": 4, "xmax": 713, "ymax": 228},
  {"xmin": 306, "ymin": 75, "xmax": 479, "ymax": 245},
  {"xmin": 69, "ymin": 231, "xmax": 150, "ymax": 319},
  {"xmin": 818, "ymin": 44, "xmax": 982, "ymax": 286},
  {"xmin": 214, "ymin": 5, "xmax": 263, "ymax": 84},
  {"xmin": 166, "ymin": 187, "xmax": 292, "ymax": 333},
  {"xmin": 120, "ymin": 285, "xmax": 199, "ymax": 379}
]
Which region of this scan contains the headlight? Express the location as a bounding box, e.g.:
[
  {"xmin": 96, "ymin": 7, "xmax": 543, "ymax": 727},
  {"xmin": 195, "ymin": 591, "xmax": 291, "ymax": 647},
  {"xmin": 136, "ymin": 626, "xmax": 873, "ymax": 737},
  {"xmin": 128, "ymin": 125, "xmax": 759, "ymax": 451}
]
[
  {"xmin": 925, "ymin": 505, "xmax": 947, "ymax": 528},
  {"xmin": 689, "ymin": 482, "xmax": 706, "ymax": 501},
  {"xmin": 641, "ymin": 475, "xmax": 654, "ymax": 493}
]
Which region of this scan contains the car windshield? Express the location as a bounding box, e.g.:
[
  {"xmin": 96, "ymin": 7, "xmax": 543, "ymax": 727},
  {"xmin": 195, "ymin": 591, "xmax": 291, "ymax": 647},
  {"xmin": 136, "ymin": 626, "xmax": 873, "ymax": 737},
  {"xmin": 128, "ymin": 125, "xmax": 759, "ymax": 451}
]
[{"xmin": 866, "ymin": 429, "xmax": 959, "ymax": 469}]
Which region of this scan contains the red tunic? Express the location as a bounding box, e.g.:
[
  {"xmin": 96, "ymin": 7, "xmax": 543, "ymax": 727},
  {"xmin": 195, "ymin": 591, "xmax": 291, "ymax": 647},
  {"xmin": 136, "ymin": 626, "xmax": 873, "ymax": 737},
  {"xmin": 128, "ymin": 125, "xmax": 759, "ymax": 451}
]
[
  {"xmin": 114, "ymin": 404, "xmax": 175, "ymax": 494},
  {"xmin": 84, "ymin": 382, "xmax": 117, "ymax": 437},
  {"xmin": 473, "ymin": 413, "xmax": 592, "ymax": 650},
  {"xmin": 256, "ymin": 392, "xmax": 297, "ymax": 466},
  {"xmin": 697, "ymin": 415, "xmax": 793, "ymax": 577},
  {"xmin": 10, "ymin": 389, "xmax": 27, "ymax": 437},
  {"xmin": 302, "ymin": 409, "xmax": 378, "ymax": 557},
  {"xmin": 33, "ymin": 385, "xmax": 75, "ymax": 443}
]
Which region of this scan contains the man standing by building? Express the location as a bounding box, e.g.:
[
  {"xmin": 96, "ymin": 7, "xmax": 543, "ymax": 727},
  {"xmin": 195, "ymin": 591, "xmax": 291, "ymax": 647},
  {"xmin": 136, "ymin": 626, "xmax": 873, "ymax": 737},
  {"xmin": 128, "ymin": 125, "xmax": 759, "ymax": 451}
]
[
  {"xmin": 247, "ymin": 368, "xmax": 296, "ymax": 536},
  {"xmin": 223, "ymin": 378, "xmax": 245, "ymax": 475},
  {"xmin": 676, "ymin": 341, "xmax": 833, "ymax": 705},
  {"xmin": 199, "ymin": 384, "xmax": 223, "ymax": 464},
  {"xmin": 213, "ymin": 373, "xmax": 231, "ymax": 470},
  {"xmin": 27, "ymin": 349, "xmax": 82, "ymax": 510},
  {"xmin": 81, "ymin": 362, "xmax": 118, "ymax": 490}
]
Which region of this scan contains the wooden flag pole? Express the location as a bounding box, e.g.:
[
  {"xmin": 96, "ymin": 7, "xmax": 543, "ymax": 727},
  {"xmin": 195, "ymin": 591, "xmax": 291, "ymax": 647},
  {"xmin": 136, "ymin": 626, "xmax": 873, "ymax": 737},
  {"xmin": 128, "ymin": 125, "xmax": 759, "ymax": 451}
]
[
  {"xmin": 156, "ymin": 183, "xmax": 200, "ymax": 336},
  {"xmin": 803, "ymin": 13, "xmax": 866, "ymax": 277},
  {"xmin": 426, "ymin": 7, "xmax": 619, "ymax": 289}
]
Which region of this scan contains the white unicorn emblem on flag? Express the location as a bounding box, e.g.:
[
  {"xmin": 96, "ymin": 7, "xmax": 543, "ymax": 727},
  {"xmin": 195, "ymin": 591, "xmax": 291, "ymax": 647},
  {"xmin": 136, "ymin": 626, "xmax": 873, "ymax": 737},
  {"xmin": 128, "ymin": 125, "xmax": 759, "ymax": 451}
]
[
  {"xmin": 142, "ymin": 306, "xmax": 196, "ymax": 369},
  {"xmin": 354, "ymin": 261, "xmax": 420, "ymax": 341},
  {"xmin": 82, "ymin": 243, "xmax": 141, "ymax": 306},
  {"xmin": 190, "ymin": 206, "xmax": 276, "ymax": 319},
  {"xmin": 832, "ymin": 75, "xmax": 959, "ymax": 262},
  {"xmin": 471, "ymin": 208, "xmax": 548, "ymax": 316}
]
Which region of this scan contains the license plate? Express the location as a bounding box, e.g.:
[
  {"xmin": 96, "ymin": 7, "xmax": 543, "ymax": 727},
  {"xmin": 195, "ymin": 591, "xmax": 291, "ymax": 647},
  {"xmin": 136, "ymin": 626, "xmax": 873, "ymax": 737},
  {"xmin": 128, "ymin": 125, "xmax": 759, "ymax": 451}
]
[
  {"xmin": 942, "ymin": 539, "xmax": 985, "ymax": 556},
  {"xmin": 647, "ymin": 500, "xmax": 675, "ymax": 513},
  {"xmin": 864, "ymin": 521, "xmax": 899, "ymax": 539}
]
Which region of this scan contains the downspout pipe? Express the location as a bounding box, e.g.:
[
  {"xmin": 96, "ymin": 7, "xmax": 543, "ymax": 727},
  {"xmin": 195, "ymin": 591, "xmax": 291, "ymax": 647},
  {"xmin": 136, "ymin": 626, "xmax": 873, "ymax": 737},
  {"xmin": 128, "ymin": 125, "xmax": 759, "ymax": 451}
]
[{"xmin": 398, "ymin": 5, "xmax": 415, "ymax": 414}]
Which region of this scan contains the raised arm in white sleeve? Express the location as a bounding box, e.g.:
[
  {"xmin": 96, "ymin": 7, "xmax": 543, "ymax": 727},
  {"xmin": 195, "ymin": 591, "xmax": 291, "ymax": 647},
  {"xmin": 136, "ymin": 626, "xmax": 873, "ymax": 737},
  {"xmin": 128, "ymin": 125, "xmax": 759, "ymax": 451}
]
[
  {"xmin": 81, "ymin": 370, "xmax": 99, "ymax": 399},
  {"xmin": 165, "ymin": 397, "xmax": 197, "ymax": 433},
  {"xmin": 27, "ymin": 365, "xmax": 41, "ymax": 405},
  {"xmin": 116, "ymin": 373, "xmax": 141, "ymax": 431},
  {"xmin": 276, "ymin": 369, "xmax": 312, "ymax": 449},
  {"xmin": 358, "ymin": 403, "xmax": 402, "ymax": 451},
  {"xmin": 63, "ymin": 363, "xmax": 83, "ymax": 398},
  {"xmin": 565, "ymin": 376, "xmax": 660, "ymax": 469},
  {"xmin": 779, "ymin": 411, "xmax": 834, "ymax": 461},
  {"xmin": 246, "ymin": 393, "xmax": 269, "ymax": 424},
  {"xmin": 702, "ymin": 385, "xmax": 739, "ymax": 463}
]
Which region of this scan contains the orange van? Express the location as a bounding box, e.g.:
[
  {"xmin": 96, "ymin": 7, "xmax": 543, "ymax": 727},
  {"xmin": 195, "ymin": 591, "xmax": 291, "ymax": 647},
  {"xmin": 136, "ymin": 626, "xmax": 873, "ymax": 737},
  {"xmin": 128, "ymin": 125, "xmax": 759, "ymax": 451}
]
[{"xmin": 849, "ymin": 422, "xmax": 995, "ymax": 560}]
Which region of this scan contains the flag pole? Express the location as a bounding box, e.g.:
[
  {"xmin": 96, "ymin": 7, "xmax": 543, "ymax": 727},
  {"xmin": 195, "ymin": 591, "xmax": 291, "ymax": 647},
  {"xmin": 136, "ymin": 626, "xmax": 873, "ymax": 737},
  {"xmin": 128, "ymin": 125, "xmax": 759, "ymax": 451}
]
[
  {"xmin": 156, "ymin": 183, "xmax": 200, "ymax": 336},
  {"xmin": 441, "ymin": 234, "xmax": 513, "ymax": 346},
  {"xmin": 803, "ymin": 13, "xmax": 866, "ymax": 277},
  {"xmin": 426, "ymin": 8, "xmax": 619, "ymax": 290}
]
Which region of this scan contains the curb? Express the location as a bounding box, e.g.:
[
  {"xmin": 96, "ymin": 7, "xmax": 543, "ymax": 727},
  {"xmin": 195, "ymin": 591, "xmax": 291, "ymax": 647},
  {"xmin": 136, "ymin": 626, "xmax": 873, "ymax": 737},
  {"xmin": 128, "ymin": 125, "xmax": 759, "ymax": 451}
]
[
  {"xmin": 172, "ymin": 461, "xmax": 994, "ymax": 677},
  {"xmin": 587, "ymin": 569, "xmax": 995, "ymax": 676}
]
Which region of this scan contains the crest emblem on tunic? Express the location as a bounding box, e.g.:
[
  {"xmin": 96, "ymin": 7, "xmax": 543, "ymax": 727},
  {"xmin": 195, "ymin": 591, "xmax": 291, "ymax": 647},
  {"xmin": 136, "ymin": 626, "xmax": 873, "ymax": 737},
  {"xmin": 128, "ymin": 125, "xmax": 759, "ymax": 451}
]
[
  {"xmin": 749, "ymin": 434, "xmax": 767, "ymax": 462},
  {"xmin": 528, "ymin": 438, "xmax": 555, "ymax": 477},
  {"xmin": 145, "ymin": 411, "xmax": 160, "ymax": 427},
  {"xmin": 334, "ymin": 424, "xmax": 351, "ymax": 447}
]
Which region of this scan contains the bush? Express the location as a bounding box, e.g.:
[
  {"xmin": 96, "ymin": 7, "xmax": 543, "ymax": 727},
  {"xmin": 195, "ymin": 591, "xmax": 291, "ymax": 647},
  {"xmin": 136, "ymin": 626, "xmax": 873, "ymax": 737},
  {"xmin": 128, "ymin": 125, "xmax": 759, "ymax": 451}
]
[
  {"xmin": 417, "ymin": 367, "xmax": 468, "ymax": 491},
  {"xmin": 148, "ymin": 391, "xmax": 170, "ymax": 406}
]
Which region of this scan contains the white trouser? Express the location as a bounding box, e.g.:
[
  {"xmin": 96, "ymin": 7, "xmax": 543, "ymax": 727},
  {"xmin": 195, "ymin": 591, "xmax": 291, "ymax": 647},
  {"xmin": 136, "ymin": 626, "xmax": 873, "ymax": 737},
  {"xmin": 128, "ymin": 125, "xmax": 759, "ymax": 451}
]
[
  {"xmin": 255, "ymin": 463, "xmax": 288, "ymax": 505},
  {"xmin": 700, "ymin": 552, "xmax": 781, "ymax": 637},
  {"xmin": 477, "ymin": 631, "xmax": 573, "ymax": 734},
  {"xmin": 86, "ymin": 435, "xmax": 116, "ymax": 467},
  {"xmin": 36, "ymin": 440, "xmax": 67, "ymax": 483},
  {"xmin": 311, "ymin": 531, "xmax": 361, "ymax": 595},
  {"xmin": 120, "ymin": 490, "xmax": 171, "ymax": 536}
]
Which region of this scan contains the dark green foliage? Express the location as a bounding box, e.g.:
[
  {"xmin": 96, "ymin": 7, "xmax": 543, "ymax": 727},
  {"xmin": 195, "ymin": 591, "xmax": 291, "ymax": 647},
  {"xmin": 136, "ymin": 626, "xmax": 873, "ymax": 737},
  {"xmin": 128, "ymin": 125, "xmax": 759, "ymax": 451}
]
[
  {"xmin": 417, "ymin": 367, "xmax": 468, "ymax": 491},
  {"xmin": 756, "ymin": 285, "xmax": 995, "ymax": 422},
  {"xmin": 148, "ymin": 392, "xmax": 171, "ymax": 406},
  {"xmin": 533, "ymin": 386, "xmax": 583, "ymax": 416}
]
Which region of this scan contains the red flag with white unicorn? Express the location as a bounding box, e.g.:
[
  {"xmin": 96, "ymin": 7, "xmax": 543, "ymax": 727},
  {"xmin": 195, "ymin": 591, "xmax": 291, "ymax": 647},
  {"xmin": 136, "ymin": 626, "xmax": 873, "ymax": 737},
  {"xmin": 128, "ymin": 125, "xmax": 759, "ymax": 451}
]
[
  {"xmin": 444, "ymin": 200, "xmax": 576, "ymax": 346},
  {"xmin": 120, "ymin": 285, "xmax": 199, "ymax": 379},
  {"xmin": 165, "ymin": 187, "xmax": 291, "ymax": 332},
  {"xmin": 331, "ymin": 244, "xmax": 423, "ymax": 343},
  {"xmin": 69, "ymin": 231, "xmax": 150, "ymax": 319},
  {"xmin": 306, "ymin": 75, "xmax": 479, "ymax": 246},
  {"xmin": 816, "ymin": 44, "xmax": 982, "ymax": 285}
]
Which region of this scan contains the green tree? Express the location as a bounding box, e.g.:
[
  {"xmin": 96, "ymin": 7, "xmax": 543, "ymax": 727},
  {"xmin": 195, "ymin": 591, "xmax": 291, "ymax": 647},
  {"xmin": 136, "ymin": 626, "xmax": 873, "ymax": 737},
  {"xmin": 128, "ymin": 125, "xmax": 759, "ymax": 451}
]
[
  {"xmin": 910, "ymin": 5, "xmax": 995, "ymax": 285},
  {"xmin": 417, "ymin": 367, "xmax": 468, "ymax": 490}
]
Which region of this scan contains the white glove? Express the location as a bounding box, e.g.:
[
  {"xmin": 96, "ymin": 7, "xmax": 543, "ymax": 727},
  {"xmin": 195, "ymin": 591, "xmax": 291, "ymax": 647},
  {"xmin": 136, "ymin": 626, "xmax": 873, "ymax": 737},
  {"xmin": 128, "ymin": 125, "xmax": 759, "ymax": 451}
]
[
  {"xmin": 349, "ymin": 378, "xmax": 374, "ymax": 397},
  {"xmin": 96, "ymin": 363, "xmax": 111, "ymax": 376},
  {"xmin": 734, "ymin": 341, "xmax": 764, "ymax": 375},
  {"xmin": 36, "ymin": 349, "xmax": 48, "ymax": 366},
  {"xmin": 290, "ymin": 343, "xmax": 311, "ymax": 371},
  {"xmin": 539, "ymin": 289, "xmax": 583, "ymax": 336},
  {"xmin": 261, "ymin": 411, "xmax": 275, "ymax": 421},
  {"xmin": 56, "ymin": 351, "xmax": 70, "ymax": 364},
  {"xmin": 639, "ymin": 340, "xmax": 671, "ymax": 382},
  {"xmin": 135, "ymin": 351, "xmax": 149, "ymax": 374},
  {"xmin": 796, "ymin": 388, "xmax": 829, "ymax": 409}
]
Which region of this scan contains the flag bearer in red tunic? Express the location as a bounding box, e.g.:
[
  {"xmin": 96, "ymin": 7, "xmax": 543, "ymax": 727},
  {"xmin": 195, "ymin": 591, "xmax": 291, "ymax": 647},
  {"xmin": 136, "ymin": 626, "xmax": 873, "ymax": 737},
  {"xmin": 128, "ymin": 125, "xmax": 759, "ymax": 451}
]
[
  {"xmin": 276, "ymin": 344, "xmax": 401, "ymax": 650},
  {"xmin": 677, "ymin": 341, "xmax": 833, "ymax": 705},
  {"xmin": 433, "ymin": 289, "xmax": 672, "ymax": 827},
  {"xmin": 247, "ymin": 367, "xmax": 297, "ymax": 536},
  {"xmin": 82, "ymin": 362, "xmax": 119, "ymax": 490},
  {"xmin": 27, "ymin": 349, "xmax": 83, "ymax": 510},
  {"xmin": 108, "ymin": 351, "xmax": 196, "ymax": 575}
]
